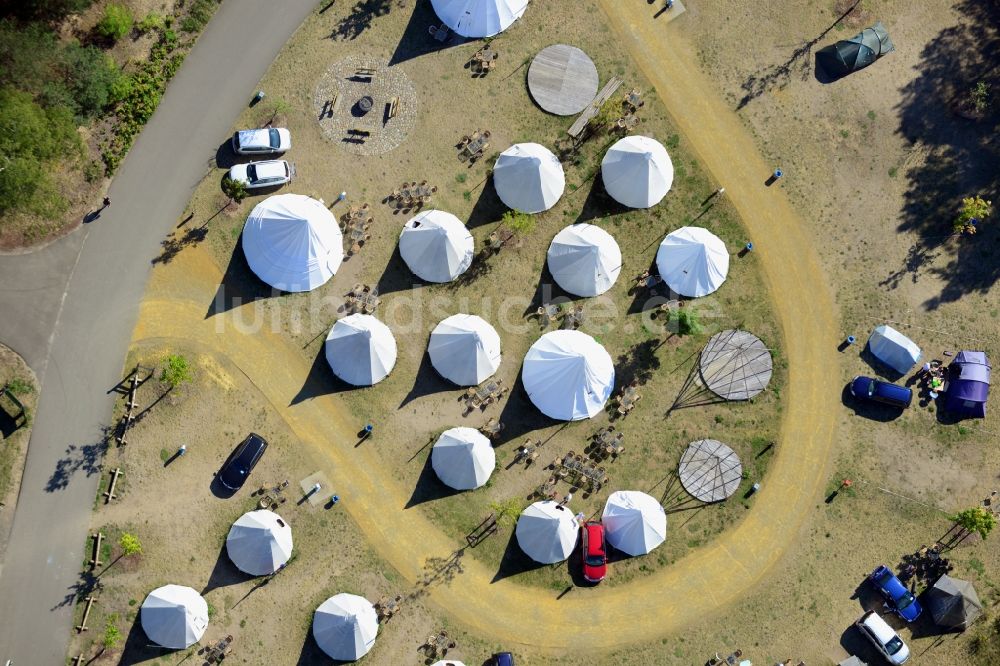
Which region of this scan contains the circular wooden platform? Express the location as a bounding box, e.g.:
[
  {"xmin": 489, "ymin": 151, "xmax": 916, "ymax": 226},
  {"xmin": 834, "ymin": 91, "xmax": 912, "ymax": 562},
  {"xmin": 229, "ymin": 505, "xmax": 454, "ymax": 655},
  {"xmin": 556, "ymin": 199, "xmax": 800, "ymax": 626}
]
[{"xmin": 527, "ymin": 44, "xmax": 599, "ymax": 116}]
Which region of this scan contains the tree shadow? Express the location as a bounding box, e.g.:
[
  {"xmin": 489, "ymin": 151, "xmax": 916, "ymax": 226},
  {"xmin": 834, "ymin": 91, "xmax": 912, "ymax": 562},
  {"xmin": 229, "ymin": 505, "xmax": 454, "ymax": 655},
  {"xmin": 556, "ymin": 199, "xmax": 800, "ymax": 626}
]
[
  {"xmin": 399, "ymin": 350, "xmax": 455, "ymax": 408},
  {"xmin": 151, "ymin": 225, "xmax": 210, "ymax": 265},
  {"xmin": 289, "ymin": 343, "xmax": 355, "ymax": 406},
  {"xmin": 615, "ymin": 338, "xmax": 663, "ymax": 386},
  {"xmin": 466, "ymin": 179, "xmax": 506, "ymax": 229},
  {"xmin": 329, "ymin": 0, "xmax": 401, "ymax": 41},
  {"xmin": 52, "ymin": 570, "xmax": 99, "ymax": 611},
  {"xmin": 893, "ymin": 0, "xmax": 1000, "ymax": 308},
  {"xmin": 204, "ymin": 235, "xmax": 278, "ymax": 318},
  {"xmin": 841, "ymin": 384, "xmax": 904, "ymax": 422},
  {"xmin": 491, "ymin": 529, "xmax": 546, "ymax": 583},
  {"xmin": 46, "ymin": 432, "xmax": 109, "ymax": 493},
  {"xmin": 201, "ymin": 541, "xmax": 251, "ymax": 594},
  {"xmin": 388, "ymin": 0, "xmax": 469, "ymax": 66},
  {"xmin": 405, "ymin": 452, "xmax": 460, "ymax": 508}
]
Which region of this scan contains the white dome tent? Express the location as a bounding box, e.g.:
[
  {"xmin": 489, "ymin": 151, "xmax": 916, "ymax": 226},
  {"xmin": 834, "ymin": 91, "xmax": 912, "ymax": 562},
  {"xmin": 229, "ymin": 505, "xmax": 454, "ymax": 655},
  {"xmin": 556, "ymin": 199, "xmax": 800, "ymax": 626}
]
[
  {"xmin": 522, "ymin": 330, "xmax": 615, "ymax": 421},
  {"xmin": 868, "ymin": 324, "xmax": 922, "ymax": 375},
  {"xmin": 655, "ymin": 226, "xmax": 730, "ymax": 298},
  {"xmin": 325, "ymin": 314, "xmax": 397, "ymax": 386},
  {"xmin": 515, "ymin": 500, "xmax": 578, "ymax": 563},
  {"xmin": 493, "ymin": 143, "xmax": 565, "ymax": 214},
  {"xmin": 430, "ymin": 0, "xmax": 529, "ymax": 38},
  {"xmin": 601, "ymin": 491, "xmax": 667, "ymax": 556},
  {"xmin": 601, "ymin": 136, "xmax": 674, "ymax": 209},
  {"xmin": 431, "ymin": 427, "xmax": 496, "ymax": 490},
  {"xmin": 428, "ymin": 314, "xmax": 502, "ymax": 386},
  {"xmin": 242, "ymin": 194, "xmax": 343, "ymax": 292},
  {"xmin": 225, "ymin": 510, "xmax": 293, "ymax": 576},
  {"xmin": 140, "ymin": 585, "xmax": 209, "ymax": 649},
  {"xmin": 546, "ymin": 224, "xmax": 622, "ymax": 297},
  {"xmin": 399, "ymin": 210, "xmax": 474, "ymax": 283},
  {"xmin": 312, "ymin": 593, "xmax": 379, "ymax": 662}
]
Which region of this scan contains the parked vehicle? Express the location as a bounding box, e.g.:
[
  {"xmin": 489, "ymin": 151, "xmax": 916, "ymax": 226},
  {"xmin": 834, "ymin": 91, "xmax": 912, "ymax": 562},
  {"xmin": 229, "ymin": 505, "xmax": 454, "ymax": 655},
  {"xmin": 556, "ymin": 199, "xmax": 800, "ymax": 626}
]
[
  {"xmin": 228, "ymin": 160, "xmax": 293, "ymax": 190},
  {"xmin": 218, "ymin": 433, "xmax": 268, "ymax": 491},
  {"xmin": 855, "ymin": 611, "xmax": 910, "ymax": 664},
  {"xmin": 580, "ymin": 521, "xmax": 607, "ymax": 583},
  {"xmin": 232, "ymin": 127, "xmax": 291, "ymax": 154},
  {"xmin": 850, "ymin": 376, "xmax": 913, "ymax": 409},
  {"xmin": 869, "ymin": 565, "xmax": 922, "ymax": 622},
  {"xmin": 490, "ymin": 653, "xmax": 514, "ymax": 666}
]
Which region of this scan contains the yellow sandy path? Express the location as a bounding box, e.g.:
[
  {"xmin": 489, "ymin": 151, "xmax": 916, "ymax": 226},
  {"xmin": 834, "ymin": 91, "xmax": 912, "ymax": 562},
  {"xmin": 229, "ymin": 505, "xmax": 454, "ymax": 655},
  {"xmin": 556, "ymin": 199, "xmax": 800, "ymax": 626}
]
[{"xmin": 131, "ymin": 4, "xmax": 840, "ymax": 653}]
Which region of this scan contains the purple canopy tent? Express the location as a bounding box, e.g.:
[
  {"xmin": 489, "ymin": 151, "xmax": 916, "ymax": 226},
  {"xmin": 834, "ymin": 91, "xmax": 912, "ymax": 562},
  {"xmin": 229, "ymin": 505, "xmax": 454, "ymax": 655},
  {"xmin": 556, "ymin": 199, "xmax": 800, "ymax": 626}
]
[{"xmin": 943, "ymin": 351, "xmax": 991, "ymax": 418}]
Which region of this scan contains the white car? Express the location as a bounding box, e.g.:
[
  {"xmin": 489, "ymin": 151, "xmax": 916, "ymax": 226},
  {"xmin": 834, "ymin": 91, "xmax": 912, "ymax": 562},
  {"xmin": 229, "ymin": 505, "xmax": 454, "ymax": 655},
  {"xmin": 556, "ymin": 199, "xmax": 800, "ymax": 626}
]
[
  {"xmin": 228, "ymin": 160, "xmax": 293, "ymax": 189},
  {"xmin": 856, "ymin": 611, "xmax": 910, "ymax": 664},
  {"xmin": 231, "ymin": 127, "xmax": 291, "ymax": 154}
]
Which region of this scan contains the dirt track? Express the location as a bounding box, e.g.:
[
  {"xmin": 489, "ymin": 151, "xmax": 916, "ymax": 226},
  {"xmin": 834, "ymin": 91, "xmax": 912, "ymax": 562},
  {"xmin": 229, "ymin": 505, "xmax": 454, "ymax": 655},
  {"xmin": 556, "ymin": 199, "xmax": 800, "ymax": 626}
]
[{"xmin": 130, "ymin": 3, "xmax": 842, "ymax": 653}]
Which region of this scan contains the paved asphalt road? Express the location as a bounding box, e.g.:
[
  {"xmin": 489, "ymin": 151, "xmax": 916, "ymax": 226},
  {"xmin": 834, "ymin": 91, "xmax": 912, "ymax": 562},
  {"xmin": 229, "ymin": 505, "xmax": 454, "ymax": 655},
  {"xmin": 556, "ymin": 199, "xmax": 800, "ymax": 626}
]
[{"xmin": 0, "ymin": 1, "xmax": 318, "ymax": 662}]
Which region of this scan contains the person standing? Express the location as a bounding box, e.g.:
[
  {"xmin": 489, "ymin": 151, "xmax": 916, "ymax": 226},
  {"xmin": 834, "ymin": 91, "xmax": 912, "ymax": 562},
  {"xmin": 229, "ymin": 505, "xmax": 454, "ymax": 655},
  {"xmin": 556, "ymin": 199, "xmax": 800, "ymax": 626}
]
[{"xmin": 102, "ymin": 196, "xmax": 111, "ymax": 209}]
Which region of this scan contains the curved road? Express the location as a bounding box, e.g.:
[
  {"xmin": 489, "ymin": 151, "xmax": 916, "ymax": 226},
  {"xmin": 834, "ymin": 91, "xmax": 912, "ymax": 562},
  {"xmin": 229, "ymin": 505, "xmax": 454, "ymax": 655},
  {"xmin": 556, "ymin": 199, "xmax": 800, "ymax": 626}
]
[
  {"xmin": 131, "ymin": 0, "xmax": 843, "ymax": 654},
  {"xmin": 0, "ymin": 1, "xmax": 318, "ymax": 662}
]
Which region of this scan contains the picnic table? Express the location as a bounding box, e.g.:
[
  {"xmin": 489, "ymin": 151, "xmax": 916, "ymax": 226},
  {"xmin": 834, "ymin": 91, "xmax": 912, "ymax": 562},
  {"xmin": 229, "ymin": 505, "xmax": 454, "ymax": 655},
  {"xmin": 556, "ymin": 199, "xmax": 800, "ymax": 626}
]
[
  {"xmin": 375, "ymin": 595, "xmax": 402, "ymax": 621},
  {"xmin": 536, "ymin": 302, "xmax": 561, "ymax": 326},
  {"xmin": 472, "ymin": 46, "xmax": 498, "ymax": 73},
  {"xmin": 204, "ymin": 635, "xmax": 234, "ymax": 663},
  {"xmin": 480, "ymin": 417, "xmax": 504, "ymax": 439},
  {"xmin": 459, "ymin": 130, "xmax": 491, "ymax": 161},
  {"xmin": 347, "ymin": 285, "xmax": 380, "ymax": 313},
  {"xmin": 562, "ymin": 305, "xmax": 585, "ymax": 329},
  {"xmin": 556, "ymin": 451, "xmax": 608, "ymax": 488},
  {"xmin": 466, "ymin": 378, "xmax": 505, "ymax": 409},
  {"xmin": 623, "ymin": 88, "xmax": 644, "ymax": 111}
]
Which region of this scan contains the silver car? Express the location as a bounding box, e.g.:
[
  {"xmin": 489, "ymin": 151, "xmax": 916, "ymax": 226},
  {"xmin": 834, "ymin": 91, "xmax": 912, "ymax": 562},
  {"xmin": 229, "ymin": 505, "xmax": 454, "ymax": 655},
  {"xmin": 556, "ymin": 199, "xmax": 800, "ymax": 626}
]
[
  {"xmin": 228, "ymin": 160, "xmax": 293, "ymax": 189},
  {"xmin": 231, "ymin": 127, "xmax": 291, "ymax": 154},
  {"xmin": 856, "ymin": 611, "xmax": 910, "ymax": 664}
]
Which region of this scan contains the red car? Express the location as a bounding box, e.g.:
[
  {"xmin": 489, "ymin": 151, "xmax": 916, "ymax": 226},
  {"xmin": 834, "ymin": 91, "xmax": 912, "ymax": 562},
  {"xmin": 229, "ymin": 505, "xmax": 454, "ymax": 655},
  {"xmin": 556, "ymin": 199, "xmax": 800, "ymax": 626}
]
[{"xmin": 580, "ymin": 522, "xmax": 607, "ymax": 583}]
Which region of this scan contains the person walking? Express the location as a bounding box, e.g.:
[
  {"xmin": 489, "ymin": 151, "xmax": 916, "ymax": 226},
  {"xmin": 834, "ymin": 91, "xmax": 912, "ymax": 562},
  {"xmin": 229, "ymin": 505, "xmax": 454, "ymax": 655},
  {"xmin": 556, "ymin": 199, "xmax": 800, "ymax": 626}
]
[
  {"xmin": 560, "ymin": 492, "xmax": 573, "ymax": 506},
  {"xmin": 102, "ymin": 196, "xmax": 111, "ymax": 209}
]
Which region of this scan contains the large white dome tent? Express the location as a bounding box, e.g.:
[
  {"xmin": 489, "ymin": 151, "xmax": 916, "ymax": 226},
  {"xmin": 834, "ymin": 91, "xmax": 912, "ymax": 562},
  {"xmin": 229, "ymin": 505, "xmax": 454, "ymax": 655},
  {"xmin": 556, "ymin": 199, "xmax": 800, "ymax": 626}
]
[
  {"xmin": 428, "ymin": 314, "xmax": 502, "ymax": 386},
  {"xmin": 312, "ymin": 593, "xmax": 379, "ymax": 661},
  {"xmin": 515, "ymin": 500, "xmax": 578, "ymax": 563},
  {"xmin": 399, "ymin": 210, "xmax": 474, "ymax": 283},
  {"xmin": 601, "ymin": 135, "xmax": 674, "ymax": 209},
  {"xmin": 431, "ymin": 427, "xmax": 496, "ymax": 490},
  {"xmin": 655, "ymin": 226, "xmax": 730, "ymax": 298},
  {"xmin": 242, "ymin": 194, "xmax": 343, "ymax": 292},
  {"xmin": 140, "ymin": 584, "xmax": 209, "ymax": 649},
  {"xmin": 430, "ymin": 0, "xmax": 529, "ymax": 38},
  {"xmin": 324, "ymin": 314, "xmax": 398, "ymax": 386},
  {"xmin": 225, "ymin": 510, "xmax": 293, "ymax": 576},
  {"xmin": 493, "ymin": 142, "xmax": 565, "ymax": 214},
  {"xmin": 521, "ymin": 330, "xmax": 614, "ymax": 421},
  {"xmin": 546, "ymin": 223, "xmax": 622, "ymax": 297},
  {"xmin": 601, "ymin": 490, "xmax": 667, "ymax": 556}
]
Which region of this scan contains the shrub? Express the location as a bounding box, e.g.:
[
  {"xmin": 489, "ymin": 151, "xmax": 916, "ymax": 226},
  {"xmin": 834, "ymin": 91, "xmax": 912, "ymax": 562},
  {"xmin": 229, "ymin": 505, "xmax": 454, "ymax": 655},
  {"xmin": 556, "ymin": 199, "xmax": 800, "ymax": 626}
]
[
  {"xmin": 136, "ymin": 12, "xmax": 165, "ymax": 34},
  {"xmin": 119, "ymin": 533, "xmax": 142, "ymax": 556},
  {"xmin": 5, "ymin": 378, "xmax": 34, "ymax": 395},
  {"xmin": 161, "ymin": 354, "xmax": 193, "ymax": 388},
  {"xmin": 102, "ymin": 613, "xmax": 121, "ymax": 651},
  {"xmin": 500, "ymin": 209, "xmax": 535, "ymax": 234},
  {"xmin": 222, "ymin": 177, "xmax": 248, "ymax": 204},
  {"xmin": 61, "ymin": 44, "xmax": 123, "ymax": 120},
  {"xmin": 96, "ymin": 4, "xmax": 133, "ymax": 42},
  {"xmin": 675, "ymin": 309, "xmax": 702, "ymax": 336},
  {"xmin": 181, "ymin": 0, "xmax": 220, "ymax": 33},
  {"xmin": 953, "ymin": 195, "xmax": 993, "ymax": 235},
  {"xmin": 970, "ymin": 81, "xmax": 991, "ymax": 115}
]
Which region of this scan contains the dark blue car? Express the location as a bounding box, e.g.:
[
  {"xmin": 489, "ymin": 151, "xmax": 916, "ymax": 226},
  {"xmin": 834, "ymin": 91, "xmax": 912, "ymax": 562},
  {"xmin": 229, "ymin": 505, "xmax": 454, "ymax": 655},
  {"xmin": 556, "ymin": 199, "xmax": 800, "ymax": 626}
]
[
  {"xmin": 491, "ymin": 652, "xmax": 515, "ymax": 666},
  {"xmin": 869, "ymin": 564, "xmax": 922, "ymax": 622},
  {"xmin": 850, "ymin": 376, "xmax": 913, "ymax": 409}
]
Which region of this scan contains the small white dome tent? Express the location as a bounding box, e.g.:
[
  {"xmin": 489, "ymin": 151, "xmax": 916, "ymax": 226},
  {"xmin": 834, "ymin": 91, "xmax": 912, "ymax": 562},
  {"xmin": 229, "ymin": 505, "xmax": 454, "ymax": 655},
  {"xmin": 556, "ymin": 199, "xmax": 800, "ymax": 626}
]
[
  {"xmin": 522, "ymin": 330, "xmax": 615, "ymax": 421},
  {"xmin": 601, "ymin": 136, "xmax": 674, "ymax": 209},
  {"xmin": 515, "ymin": 500, "xmax": 578, "ymax": 563},
  {"xmin": 868, "ymin": 324, "xmax": 922, "ymax": 375},
  {"xmin": 242, "ymin": 194, "xmax": 343, "ymax": 292},
  {"xmin": 428, "ymin": 314, "xmax": 502, "ymax": 386},
  {"xmin": 225, "ymin": 510, "xmax": 293, "ymax": 576},
  {"xmin": 601, "ymin": 491, "xmax": 667, "ymax": 556},
  {"xmin": 140, "ymin": 585, "xmax": 209, "ymax": 649},
  {"xmin": 493, "ymin": 143, "xmax": 565, "ymax": 214},
  {"xmin": 312, "ymin": 593, "xmax": 378, "ymax": 661},
  {"xmin": 546, "ymin": 224, "xmax": 622, "ymax": 297},
  {"xmin": 431, "ymin": 427, "xmax": 496, "ymax": 490},
  {"xmin": 399, "ymin": 210, "xmax": 474, "ymax": 283},
  {"xmin": 430, "ymin": 0, "xmax": 529, "ymax": 38},
  {"xmin": 655, "ymin": 226, "xmax": 730, "ymax": 298},
  {"xmin": 325, "ymin": 314, "xmax": 398, "ymax": 386}
]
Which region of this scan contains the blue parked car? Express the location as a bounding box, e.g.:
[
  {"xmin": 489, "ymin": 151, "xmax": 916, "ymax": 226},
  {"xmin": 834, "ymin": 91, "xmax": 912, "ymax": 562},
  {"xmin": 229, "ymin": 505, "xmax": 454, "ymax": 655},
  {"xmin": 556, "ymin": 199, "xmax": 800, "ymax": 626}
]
[
  {"xmin": 869, "ymin": 564, "xmax": 922, "ymax": 622},
  {"xmin": 850, "ymin": 376, "xmax": 913, "ymax": 409},
  {"xmin": 490, "ymin": 653, "xmax": 515, "ymax": 666}
]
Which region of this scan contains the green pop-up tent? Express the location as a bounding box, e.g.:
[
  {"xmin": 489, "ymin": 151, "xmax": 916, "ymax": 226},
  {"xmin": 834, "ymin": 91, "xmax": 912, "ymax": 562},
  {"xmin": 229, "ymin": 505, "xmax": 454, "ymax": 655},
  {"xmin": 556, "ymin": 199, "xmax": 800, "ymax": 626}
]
[{"xmin": 817, "ymin": 21, "xmax": 895, "ymax": 77}]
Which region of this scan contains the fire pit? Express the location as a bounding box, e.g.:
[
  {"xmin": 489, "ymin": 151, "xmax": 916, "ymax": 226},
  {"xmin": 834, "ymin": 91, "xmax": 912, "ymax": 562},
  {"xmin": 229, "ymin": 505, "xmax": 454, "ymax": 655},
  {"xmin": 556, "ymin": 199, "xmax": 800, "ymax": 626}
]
[{"xmin": 357, "ymin": 95, "xmax": 374, "ymax": 114}]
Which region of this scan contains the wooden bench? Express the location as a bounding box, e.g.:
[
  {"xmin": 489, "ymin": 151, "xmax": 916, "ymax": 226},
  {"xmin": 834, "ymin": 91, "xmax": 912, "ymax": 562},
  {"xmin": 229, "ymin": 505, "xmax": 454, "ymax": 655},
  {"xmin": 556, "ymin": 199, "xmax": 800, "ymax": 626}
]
[{"xmin": 386, "ymin": 96, "xmax": 399, "ymax": 120}]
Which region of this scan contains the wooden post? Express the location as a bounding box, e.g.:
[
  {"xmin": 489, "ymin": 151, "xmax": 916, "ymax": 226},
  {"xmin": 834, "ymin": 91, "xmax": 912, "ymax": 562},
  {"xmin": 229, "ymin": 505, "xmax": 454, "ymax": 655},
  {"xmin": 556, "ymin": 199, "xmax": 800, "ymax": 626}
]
[
  {"xmin": 73, "ymin": 654, "xmax": 84, "ymax": 666},
  {"xmin": 104, "ymin": 468, "xmax": 122, "ymax": 503},
  {"xmin": 76, "ymin": 596, "xmax": 96, "ymax": 632},
  {"xmin": 89, "ymin": 532, "xmax": 104, "ymax": 569}
]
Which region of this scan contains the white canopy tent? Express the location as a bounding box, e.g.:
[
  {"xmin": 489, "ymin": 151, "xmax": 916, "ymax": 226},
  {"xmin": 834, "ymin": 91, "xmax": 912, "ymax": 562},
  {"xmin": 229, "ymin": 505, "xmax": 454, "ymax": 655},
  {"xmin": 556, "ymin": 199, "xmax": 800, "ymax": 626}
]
[
  {"xmin": 546, "ymin": 224, "xmax": 622, "ymax": 297},
  {"xmin": 325, "ymin": 314, "xmax": 397, "ymax": 386},
  {"xmin": 655, "ymin": 226, "xmax": 730, "ymax": 298},
  {"xmin": 428, "ymin": 314, "xmax": 502, "ymax": 386},
  {"xmin": 225, "ymin": 510, "xmax": 293, "ymax": 576},
  {"xmin": 242, "ymin": 194, "xmax": 343, "ymax": 292},
  {"xmin": 601, "ymin": 490, "xmax": 667, "ymax": 556},
  {"xmin": 430, "ymin": 0, "xmax": 529, "ymax": 38},
  {"xmin": 515, "ymin": 500, "xmax": 578, "ymax": 563},
  {"xmin": 522, "ymin": 330, "xmax": 614, "ymax": 421},
  {"xmin": 431, "ymin": 427, "xmax": 496, "ymax": 490},
  {"xmin": 493, "ymin": 143, "xmax": 565, "ymax": 214},
  {"xmin": 601, "ymin": 136, "xmax": 674, "ymax": 208},
  {"xmin": 399, "ymin": 210, "xmax": 474, "ymax": 283},
  {"xmin": 140, "ymin": 585, "xmax": 209, "ymax": 649},
  {"xmin": 868, "ymin": 324, "xmax": 922, "ymax": 375},
  {"xmin": 312, "ymin": 593, "xmax": 378, "ymax": 662}
]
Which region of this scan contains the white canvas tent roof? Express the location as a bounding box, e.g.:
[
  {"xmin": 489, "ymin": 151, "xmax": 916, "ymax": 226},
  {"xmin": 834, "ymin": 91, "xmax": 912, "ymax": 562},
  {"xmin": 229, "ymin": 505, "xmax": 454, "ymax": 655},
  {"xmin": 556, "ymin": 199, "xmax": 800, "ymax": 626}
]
[
  {"xmin": 312, "ymin": 593, "xmax": 378, "ymax": 661},
  {"xmin": 493, "ymin": 143, "xmax": 565, "ymax": 213},
  {"xmin": 655, "ymin": 226, "xmax": 730, "ymax": 297},
  {"xmin": 242, "ymin": 194, "xmax": 343, "ymax": 292},
  {"xmin": 225, "ymin": 510, "xmax": 293, "ymax": 576},
  {"xmin": 431, "ymin": 427, "xmax": 496, "ymax": 490},
  {"xmin": 601, "ymin": 491, "xmax": 667, "ymax": 556},
  {"xmin": 428, "ymin": 314, "xmax": 502, "ymax": 386},
  {"xmin": 515, "ymin": 500, "xmax": 578, "ymax": 563},
  {"xmin": 868, "ymin": 324, "xmax": 922, "ymax": 375},
  {"xmin": 547, "ymin": 224, "xmax": 622, "ymax": 297},
  {"xmin": 399, "ymin": 210, "xmax": 474, "ymax": 283},
  {"xmin": 325, "ymin": 314, "xmax": 397, "ymax": 386},
  {"xmin": 601, "ymin": 136, "xmax": 674, "ymax": 208},
  {"xmin": 522, "ymin": 330, "xmax": 615, "ymax": 421},
  {"xmin": 430, "ymin": 0, "xmax": 529, "ymax": 38},
  {"xmin": 141, "ymin": 584, "xmax": 209, "ymax": 649}
]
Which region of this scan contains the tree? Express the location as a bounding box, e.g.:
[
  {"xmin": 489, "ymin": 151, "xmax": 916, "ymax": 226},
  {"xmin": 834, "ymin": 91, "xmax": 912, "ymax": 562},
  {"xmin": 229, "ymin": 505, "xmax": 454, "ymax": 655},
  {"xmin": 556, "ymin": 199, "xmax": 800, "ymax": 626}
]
[
  {"xmin": 96, "ymin": 4, "xmax": 133, "ymax": 42},
  {"xmin": 488, "ymin": 498, "xmax": 524, "ymax": 529},
  {"xmin": 118, "ymin": 532, "xmax": 142, "ymax": 557},
  {"xmin": 499, "ymin": 210, "xmax": 535, "ymax": 235},
  {"xmin": 670, "ymin": 309, "xmax": 701, "ymax": 336},
  {"xmin": 952, "ymin": 506, "xmax": 997, "ymax": 540},
  {"xmin": 161, "ymin": 354, "xmax": 193, "ymax": 388},
  {"xmin": 99, "ymin": 613, "xmax": 121, "ymax": 656},
  {"xmin": 266, "ymin": 98, "xmax": 291, "ymax": 125},
  {"xmin": 221, "ymin": 177, "xmax": 248, "ymax": 204},
  {"xmin": 954, "ymin": 195, "xmax": 993, "ymax": 235},
  {"xmin": 970, "ymin": 81, "xmax": 991, "ymax": 115}
]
